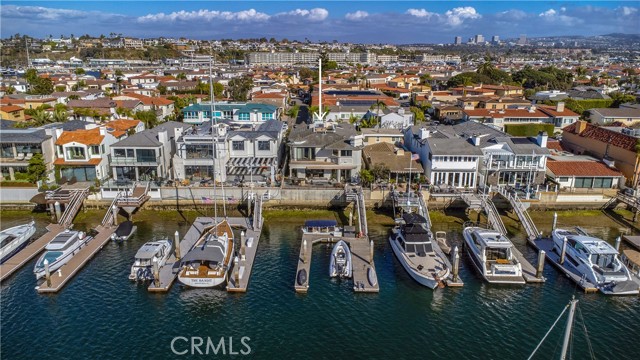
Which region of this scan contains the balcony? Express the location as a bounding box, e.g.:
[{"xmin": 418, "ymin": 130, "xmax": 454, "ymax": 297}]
[{"xmin": 110, "ymin": 155, "xmax": 161, "ymax": 166}]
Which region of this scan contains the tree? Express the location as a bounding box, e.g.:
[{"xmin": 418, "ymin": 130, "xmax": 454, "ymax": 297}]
[
  {"xmin": 134, "ymin": 110, "xmax": 159, "ymax": 129},
  {"xmin": 157, "ymin": 84, "xmax": 168, "ymax": 95},
  {"xmin": 409, "ymin": 106, "xmax": 425, "ymax": 122},
  {"xmin": 5, "ymin": 86, "xmax": 16, "ymax": 95},
  {"xmin": 369, "ymin": 100, "xmax": 387, "ymax": 127},
  {"xmin": 31, "ymin": 78, "xmax": 54, "ymax": 95},
  {"xmin": 32, "ymin": 109, "xmax": 52, "ymax": 125},
  {"xmin": 227, "ymin": 76, "xmax": 253, "ymax": 101},
  {"xmin": 371, "ymin": 164, "xmax": 390, "ymax": 182},
  {"xmin": 27, "ymin": 153, "xmax": 47, "ymax": 183},
  {"xmin": 25, "ymin": 68, "xmax": 38, "ymax": 83},
  {"xmin": 116, "ymin": 107, "xmax": 133, "ymax": 118},
  {"xmin": 52, "ymin": 108, "xmax": 68, "ymax": 123},
  {"xmin": 74, "ymin": 67, "xmax": 86, "ymax": 75},
  {"xmin": 359, "ymin": 169, "xmax": 374, "ymax": 186},
  {"xmin": 286, "ymin": 104, "xmax": 300, "ymax": 120}
]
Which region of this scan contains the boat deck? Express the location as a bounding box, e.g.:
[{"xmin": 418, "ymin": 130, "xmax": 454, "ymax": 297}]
[
  {"xmin": 36, "ymin": 225, "xmax": 116, "ymax": 293},
  {"xmin": 227, "ymin": 217, "xmax": 262, "ymax": 293},
  {"xmin": 528, "ymin": 237, "xmax": 598, "ymax": 293},
  {"xmin": 0, "ymin": 224, "xmax": 66, "ymax": 282},
  {"xmin": 512, "ymin": 247, "xmax": 545, "ymax": 283},
  {"xmin": 294, "ymin": 233, "xmax": 379, "ymax": 293}
]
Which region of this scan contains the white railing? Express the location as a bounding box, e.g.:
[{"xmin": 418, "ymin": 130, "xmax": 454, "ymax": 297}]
[
  {"xmin": 483, "ymin": 198, "xmax": 507, "ymax": 236},
  {"xmin": 58, "ymin": 189, "xmax": 88, "ymax": 227},
  {"xmin": 356, "ymin": 188, "xmax": 368, "ymax": 236},
  {"xmin": 496, "ymin": 186, "xmax": 540, "ymax": 239},
  {"xmin": 418, "ymin": 192, "xmax": 432, "ymax": 229},
  {"xmin": 101, "ymin": 191, "xmax": 121, "ymax": 227}
]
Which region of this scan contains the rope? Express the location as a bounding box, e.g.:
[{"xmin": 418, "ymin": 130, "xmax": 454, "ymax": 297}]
[
  {"xmin": 527, "ymin": 303, "xmax": 570, "ymax": 360},
  {"xmin": 577, "ymin": 304, "xmax": 596, "ymax": 360}
]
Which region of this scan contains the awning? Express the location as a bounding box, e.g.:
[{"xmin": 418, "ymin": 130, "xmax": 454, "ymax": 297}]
[{"xmin": 227, "ymin": 157, "xmax": 275, "ymax": 167}]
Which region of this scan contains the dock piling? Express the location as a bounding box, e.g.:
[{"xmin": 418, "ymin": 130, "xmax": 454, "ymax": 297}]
[
  {"xmin": 152, "ymin": 257, "xmax": 159, "ymax": 286},
  {"xmin": 54, "ymin": 201, "xmax": 62, "ymax": 221},
  {"xmin": 536, "ymin": 250, "xmax": 546, "ymax": 278},
  {"xmin": 369, "ymin": 240, "xmax": 374, "ymax": 264},
  {"xmin": 112, "ymin": 205, "xmax": 118, "ymax": 226},
  {"xmin": 452, "ymin": 246, "xmax": 460, "ymax": 282},
  {"xmin": 552, "ymin": 212, "xmax": 557, "ymax": 230},
  {"xmin": 240, "ymin": 231, "xmax": 246, "ymax": 260},
  {"xmin": 235, "ymin": 256, "xmax": 240, "ymax": 283},
  {"xmin": 560, "ymin": 236, "xmax": 567, "ymax": 264},
  {"xmin": 302, "ymin": 239, "xmax": 307, "ymax": 263},
  {"xmin": 44, "ymin": 259, "xmax": 51, "ymax": 287},
  {"xmin": 174, "ymin": 231, "xmax": 181, "ymax": 260},
  {"xmin": 615, "ymin": 236, "xmax": 621, "ymax": 252}
]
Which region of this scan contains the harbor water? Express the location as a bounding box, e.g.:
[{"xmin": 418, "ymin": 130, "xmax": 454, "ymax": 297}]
[{"xmin": 1, "ymin": 209, "xmax": 639, "ymax": 359}]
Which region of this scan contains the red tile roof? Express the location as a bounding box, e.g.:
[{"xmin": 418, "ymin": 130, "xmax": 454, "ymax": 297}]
[
  {"xmin": 538, "ymin": 105, "xmax": 580, "ymax": 117},
  {"xmin": 0, "ymin": 105, "xmax": 23, "ymax": 113},
  {"xmin": 54, "ymin": 158, "xmax": 102, "ymax": 166},
  {"xmin": 55, "ymin": 128, "xmax": 104, "ymax": 146},
  {"xmin": 547, "ymin": 160, "xmax": 622, "ymax": 177},
  {"xmin": 563, "ymin": 122, "xmax": 637, "ymax": 152}
]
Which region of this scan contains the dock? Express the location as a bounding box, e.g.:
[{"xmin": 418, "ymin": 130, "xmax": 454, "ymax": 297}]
[
  {"xmin": 528, "ymin": 237, "xmax": 598, "ymax": 293},
  {"xmin": 295, "ymin": 186, "xmax": 379, "ymax": 293},
  {"xmin": 36, "ymin": 224, "xmax": 116, "ymax": 293},
  {"xmin": 622, "ymin": 235, "xmax": 640, "ymax": 251},
  {"xmin": 0, "ymin": 224, "xmax": 66, "ymax": 282},
  {"xmin": 226, "ymin": 216, "xmax": 263, "ymax": 292}
]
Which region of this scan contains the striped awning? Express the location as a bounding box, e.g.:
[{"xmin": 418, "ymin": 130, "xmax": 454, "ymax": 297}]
[{"xmin": 227, "ymin": 157, "xmax": 275, "ymax": 168}]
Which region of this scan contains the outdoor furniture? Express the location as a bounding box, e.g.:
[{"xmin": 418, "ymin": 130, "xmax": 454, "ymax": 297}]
[
  {"xmin": 25, "ymin": 153, "xmax": 33, "ymax": 161},
  {"xmin": 16, "ymin": 153, "xmax": 25, "ymax": 161}
]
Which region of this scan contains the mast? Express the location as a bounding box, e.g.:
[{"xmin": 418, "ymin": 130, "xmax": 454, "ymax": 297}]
[
  {"xmin": 210, "ymin": 58, "xmax": 217, "ymax": 222},
  {"xmin": 318, "ymin": 56, "xmax": 322, "ymax": 121},
  {"xmin": 560, "ymin": 298, "xmax": 578, "ymax": 360},
  {"xmin": 25, "ymin": 37, "xmax": 31, "ymax": 69}
]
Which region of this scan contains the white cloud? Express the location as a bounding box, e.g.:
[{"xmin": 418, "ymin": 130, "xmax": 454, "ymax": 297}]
[
  {"xmin": 406, "ymin": 9, "xmax": 435, "ymax": 18},
  {"xmin": 621, "ymin": 6, "xmax": 638, "ymax": 16},
  {"xmin": 277, "ymin": 8, "xmax": 329, "ymax": 22},
  {"xmin": 443, "ymin": 7, "xmax": 481, "ymax": 26},
  {"xmin": 538, "ymin": 8, "xmax": 583, "ymax": 26},
  {"xmin": 345, "ymin": 11, "xmax": 369, "ymax": 21},
  {"xmin": 539, "ymin": 9, "xmax": 557, "ymax": 17},
  {"xmin": 137, "ymin": 9, "xmax": 270, "ymax": 23},
  {"xmin": 1, "ymin": 5, "xmax": 111, "ymax": 21},
  {"xmin": 497, "ymin": 10, "xmax": 527, "ymax": 20}
]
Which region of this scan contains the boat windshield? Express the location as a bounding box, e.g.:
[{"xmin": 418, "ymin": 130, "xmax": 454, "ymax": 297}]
[
  {"xmin": 37, "ymin": 251, "xmax": 63, "ymax": 268},
  {"xmin": 591, "ymin": 254, "xmax": 615, "ymax": 269},
  {"xmin": 0, "ymin": 235, "xmax": 17, "ymax": 249},
  {"xmin": 486, "ymin": 247, "xmax": 510, "ymax": 261},
  {"xmin": 405, "ymin": 242, "xmax": 433, "ymax": 255}
]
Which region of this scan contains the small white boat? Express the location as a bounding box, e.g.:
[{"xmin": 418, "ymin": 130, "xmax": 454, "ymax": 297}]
[
  {"xmin": 33, "ymin": 230, "xmax": 92, "ymax": 279},
  {"xmin": 462, "ymin": 226, "xmax": 525, "ymax": 284},
  {"xmin": 111, "ymin": 221, "xmax": 137, "ymax": 242},
  {"xmin": 129, "ymin": 239, "xmax": 172, "ymax": 281},
  {"xmin": 302, "ymin": 220, "xmax": 342, "ymax": 237},
  {"xmin": 0, "ymin": 221, "xmax": 36, "ymax": 264},
  {"xmin": 178, "ymin": 220, "xmax": 234, "ymax": 288},
  {"xmin": 551, "ymin": 228, "xmax": 639, "ymax": 295},
  {"xmin": 389, "ymin": 213, "xmax": 450, "ymax": 288},
  {"xmin": 329, "ymin": 240, "xmax": 352, "ymax": 278}
]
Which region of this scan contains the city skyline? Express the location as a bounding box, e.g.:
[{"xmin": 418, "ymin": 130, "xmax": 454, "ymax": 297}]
[{"xmin": 1, "ymin": 1, "xmax": 638, "ymax": 44}]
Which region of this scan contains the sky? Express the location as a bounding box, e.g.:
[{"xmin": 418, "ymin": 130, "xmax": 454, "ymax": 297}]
[{"xmin": 1, "ymin": 1, "xmax": 639, "ymax": 44}]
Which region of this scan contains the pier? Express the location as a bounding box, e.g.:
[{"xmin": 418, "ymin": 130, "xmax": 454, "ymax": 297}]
[
  {"xmin": 295, "ymin": 186, "xmax": 379, "ymax": 293},
  {"xmin": 36, "ymin": 224, "xmax": 116, "ymax": 293}
]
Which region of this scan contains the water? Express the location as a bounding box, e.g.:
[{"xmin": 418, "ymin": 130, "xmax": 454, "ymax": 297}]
[{"xmin": 1, "ymin": 211, "xmax": 639, "ymax": 359}]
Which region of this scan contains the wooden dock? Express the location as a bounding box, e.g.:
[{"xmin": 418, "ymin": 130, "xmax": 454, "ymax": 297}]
[
  {"xmin": 0, "ymin": 223, "xmax": 66, "ymax": 282},
  {"xmin": 622, "ymin": 235, "xmax": 640, "ymax": 251},
  {"xmin": 528, "ymin": 237, "xmax": 598, "ymax": 293},
  {"xmin": 294, "ymin": 233, "xmax": 379, "ymax": 294},
  {"xmin": 36, "ymin": 225, "xmax": 116, "ymax": 293},
  {"xmin": 513, "ymin": 247, "xmax": 545, "ymax": 283},
  {"xmin": 147, "ymin": 217, "xmax": 213, "ymax": 292},
  {"xmin": 227, "ymin": 217, "xmax": 262, "ymax": 292}
]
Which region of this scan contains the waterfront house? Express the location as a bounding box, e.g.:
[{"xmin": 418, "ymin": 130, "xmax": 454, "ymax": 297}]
[
  {"xmin": 546, "ymin": 158, "xmax": 623, "ymax": 191},
  {"xmin": 288, "ymin": 121, "xmax": 363, "ymax": 184},
  {"xmin": 362, "ymin": 142, "xmax": 423, "ymax": 183},
  {"xmin": 110, "ymin": 121, "xmax": 187, "ymax": 182},
  {"xmin": 0, "ymin": 127, "xmax": 55, "ymax": 181},
  {"xmin": 462, "ymin": 107, "xmax": 554, "ymax": 131},
  {"xmin": 182, "ymin": 102, "xmax": 279, "ymax": 125},
  {"xmin": 361, "ymin": 128, "xmax": 403, "ymax": 146}
]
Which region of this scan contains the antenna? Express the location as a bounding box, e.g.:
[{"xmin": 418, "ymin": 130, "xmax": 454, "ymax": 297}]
[{"xmin": 313, "ymin": 56, "xmax": 327, "ymax": 124}]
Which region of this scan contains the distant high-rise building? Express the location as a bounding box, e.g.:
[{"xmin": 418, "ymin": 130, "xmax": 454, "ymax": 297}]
[
  {"xmin": 475, "ymin": 34, "xmax": 485, "ymax": 44},
  {"xmin": 491, "ymin": 35, "xmax": 500, "ymax": 44},
  {"xmin": 454, "ymin": 36, "xmax": 462, "ymax": 45},
  {"xmin": 517, "ymin": 34, "xmax": 527, "ymax": 45}
]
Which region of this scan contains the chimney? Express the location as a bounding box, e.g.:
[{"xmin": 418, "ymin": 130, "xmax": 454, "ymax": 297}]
[
  {"xmin": 537, "ymin": 131, "xmax": 548, "ymax": 148},
  {"xmin": 575, "ymin": 120, "xmax": 588, "ymax": 134},
  {"xmin": 556, "ymin": 102, "xmax": 565, "ymax": 112},
  {"xmin": 158, "ymin": 130, "xmax": 168, "ymax": 145},
  {"xmin": 603, "ymin": 157, "xmax": 616, "ymax": 168},
  {"xmin": 99, "ymin": 127, "xmax": 106, "ymax": 136},
  {"xmin": 349, "ymin": 135, "xmax": 363, "ymax": 147},
  {"xmin": 396, "ymin": 148, "xmax": 405, "ymax": 156},
  {"xmin": 420, "ymin": 128, "xmax": 430, "ymax": 139},
  {"xmin": 471, "ymin": 134, "xmax": 481, "ymax": 146}
]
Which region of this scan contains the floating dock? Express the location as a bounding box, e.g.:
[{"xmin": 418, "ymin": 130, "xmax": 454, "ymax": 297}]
[
  {"xmin": 36, "ymin": 225, "xmax": 116, "ymax": 293},
  {"xmin": 294, "ymin": 234, "xmax": 379, "ymax": 293},
  {"xmin": 0, "ymin": 224, "xmax": 66, "ymax": 282},
  {"xmin": 528, "ymin": 237, "xmax": 598, "ymax": 293},
  {"xmin": 622, "ymin": 235, "xmax": 640, "ymax": 251},
  {"xmin": 226, "ymin": 217, "xmax": 263, "ymax": 292}
]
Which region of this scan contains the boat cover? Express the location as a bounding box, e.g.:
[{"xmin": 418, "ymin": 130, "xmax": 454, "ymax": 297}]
[
  {"xmin": 304, "ymin": 220, "xmax": 337, "ymax": 227},
  {"xmin": 115, "ymin": 221, "xmax": 134, "ymax": 237}
]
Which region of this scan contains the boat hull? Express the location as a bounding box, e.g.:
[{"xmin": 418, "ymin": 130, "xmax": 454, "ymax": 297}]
[
  {"xmin": 177, "ymin": 274, "xmax": 227, "ymax": 288},
  {"xmin": 389, "ymin": 235, "xmax": 438, "ymax": 289},
  {"xmin": 462, "ymin": 228, "xmax": 525, "ymax": 285},
  {"xmin": 329, "ymin": 240, "xmax": 352, "ymax": 278},
  {"xmin": 33, "ymin": 236, "xmax": 92, "ymax": 279},
  {"xmin": 0, "ymin": 222, "xmax": 36, "ymax": 264}
]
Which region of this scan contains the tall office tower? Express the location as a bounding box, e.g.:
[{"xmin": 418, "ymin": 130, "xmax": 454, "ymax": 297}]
[
  {"xmin": 517, "ymin": 34, "xmax": 527, "ymax": 45},
  {"xmin": 491, "ymin": 35, "xmax": 499, "ymax": 44},
  {"xmin": 475, "ymin": 34, "xmax": 485, "ymax": 44},
  {"xmin": 454, "ymin": 36, "xmax": 462, "ymax": 45}
]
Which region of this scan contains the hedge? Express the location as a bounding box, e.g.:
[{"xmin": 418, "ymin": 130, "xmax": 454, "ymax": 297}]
[{"xmin": 504, "ymin": 123, "xmax": 555, "ymax": 137}]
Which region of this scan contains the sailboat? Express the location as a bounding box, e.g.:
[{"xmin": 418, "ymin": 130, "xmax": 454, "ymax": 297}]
[{"xmin": 178, "ymin": 58, "xmax": 235, "ymax": 288}]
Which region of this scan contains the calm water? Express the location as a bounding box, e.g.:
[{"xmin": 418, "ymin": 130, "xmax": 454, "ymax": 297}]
[{"xmin": 1, "ymin": 210, "xmax": 639, "ymax": 359}]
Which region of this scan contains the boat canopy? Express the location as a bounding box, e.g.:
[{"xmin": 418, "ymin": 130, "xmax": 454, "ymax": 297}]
[
  {"xmin": 134, "ymin": 242, "xmax": 164, "ymax": 259},
  {"xmin": 304, "ymin": 220, "xmax": 337, "ymax": 228},
  {"xmin": 115, "ymin": 221, "xmax": 134, "ymax": 237},
  {"xmin": 402, "ymin": 213, "xmax": 427, "ymax": 225},
  {"xmin": 181, "ymin": 244, "xmax": 224, "ymax": 263}
]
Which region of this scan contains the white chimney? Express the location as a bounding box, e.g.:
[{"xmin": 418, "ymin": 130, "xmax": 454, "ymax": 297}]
[
  {"xmin": 471, "ymin": 134, "xmax": 481, "ymax": 146},
  {"xmin": 158, "ymin": 130, "xmax": 168, "ymax": 145},
  {"xmin": 420, "ymin": 128, "xmax": 430, "ymax": 139},
  {"xmin": 99, "ymin": 127, "xmax": 106, "ymax": 136},
  {"xmin": 556, "ymin": 102, "xmax": 565, "ymax": 112},
  {"xmin": 537, "ymin": 131, "xmax": 548, "ymax": 148},
  {"xmin": 349, "ymin": 135, "xmax": 363, "ymax": 147},
  {"xmin": 603, "ymin": 157, "xmax": 616, "ymax": 168}
]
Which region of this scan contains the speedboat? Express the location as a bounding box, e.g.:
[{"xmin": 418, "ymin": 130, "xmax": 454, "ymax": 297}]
[
  {"xmin": 329, "ymin": 240, "xmax": 352, "ymax": 278},
  {"xmin": 302, "ymin": 220, "xmax": 342, "ymax": 237},
  {"xmin": 33, "ymin": 230, "xmax": 92, "ymax": 279},
  {"xmin": 178, "ymin": 220, "xmax": 234, "ymax": 288},
  {"xmin": 551, "ymin": 229, "xmax": 639, "ymax": 295},
  {"xmin": 129, "ymin": 239, "xmax": 172, "ymax": 281},
  {"xmin": 389, "ymin": 213, "xmax": 450, "ymax": 288},
  {"xmin": 111, "ymin": 221, "xmax": 137, "ymax": 242},
  {"xmin": 0, "ymin": 221, "xmax": 36, "ymax": 264},
  {"xmin": 462, "ymin": 226, "xmax": 525, "ymax": 284}
]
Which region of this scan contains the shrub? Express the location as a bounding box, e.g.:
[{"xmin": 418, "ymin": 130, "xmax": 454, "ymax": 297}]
[{"xmin": 504, "ymin": 124, "xmax": 555, "ymax": 137}]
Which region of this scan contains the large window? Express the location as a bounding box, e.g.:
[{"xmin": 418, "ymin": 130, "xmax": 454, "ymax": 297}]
[
  {"xmin": 65, "ymin": 147, "xmax": 86, "ymax": 160},
  {"xmin": 340, "ymin": 150, "xmax": 352, "ymax": 157},
  {"xmin": 238, "ymin": 113, "xmax": 250, "ymax": 121},
  {"xmin": 294, "ymin": 147, "xmax": 315, "ymax": 160},
  {"xmin": 258, "ymin": 141, "xmax": 270, "ymax": 151},
  {"xmin": 90, "ymin": 145, "xmax": 100, "ymax": 156},
  {"xmin": 232, "ymin": 141, "xmax": 245, "ymax": 151},
  {"xmin": 262, "ymin": 112, "xmax": 274, "ymax": 120},
  {"xmin": 113, "ymin": 149, "xmax": 135, "ymax": 158},
  {"xmin": 185, "ymin": 144, "xmax": 213, "ymax": 159},
  {"xmin": 185, "ymin": 165, "xmax": 213, "ymax": 179},
  {"xmin": 1, "ymin": 144, "xmax": 13, "ymax": 158},
  {"xmin": 575, "ymin": 177, "xmax": 613, "ymax": 188},
  {"xmin": 61, "ymin": 166, "xmax": 96, "ymax": 181},
  {"xmin": 136, "ymin": 149, "xmax": 156, "ymax": 162}
]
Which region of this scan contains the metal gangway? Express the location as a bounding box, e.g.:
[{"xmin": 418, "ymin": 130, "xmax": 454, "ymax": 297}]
[
  {"xmin": 496, "ymin": 186, "xmax": 540, "ymax": 240},
  {"xmin": 481, "ymin": 196, "xmax": 508, "ymax": 236},
  {"xmin": 355, "ymin": 187, "xmax": 368, "ymax": 236},
  {"xmin": 252, "ymin": 192, "xmax": 266, "ymax": 231},
  {"xmin": 54, "ymin": 188, "xmax": 89, "ymax": 227}
]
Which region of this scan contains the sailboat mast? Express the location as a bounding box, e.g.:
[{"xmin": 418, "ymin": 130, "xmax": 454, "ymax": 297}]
[
  {"xmin": 25, "ymin": 38, "xmax": 31, "ymax": 68},
  {"xmin": 560, "ymin": 298, "xmax": 578, "ymax": 360},
  {"xmin": 210, "ymin": 58, "xmax": 217, "ymax": 222}
]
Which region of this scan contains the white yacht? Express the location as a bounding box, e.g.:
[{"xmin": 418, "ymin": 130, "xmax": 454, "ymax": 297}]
[
  {"xmin": 33, "ymin": 230, "xmax": 92, "ymax": 279},
  {"xmin": 329, "ymin": 240, "xmax": 352, "ymax": 278},
  {"xmin": 551, "ymin": 229, "xmax": 639, "ymax": 295},
  {"xmin": 129, "ymin": 240, "xmax": 172, "ymax": 281},
  {"xmin": 178, "ymin": 220, "xmax": 234, "ymax": 288},
  {"xmin": 111, "ymin": 221, "xmax": 137, "ymax": 242},
  {"xmin": 0, "ymin": 221, "xmax": 36, "ymax": 264},
  {"xmin": 462, "ymin": 226, "xmax": 525, "ymax": 284},
  {"xmin": 389, "ymin": 213, "xmax": 450, "ymax": 288},
  {"xmin": 302, "ymin": 220, "xmax": 342, "ymax": 237}
]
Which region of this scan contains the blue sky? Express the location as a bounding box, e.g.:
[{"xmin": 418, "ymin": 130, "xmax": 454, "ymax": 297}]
[{"xmin": 1, "ymin": 1, "xmax": 638, "ymax": 43}]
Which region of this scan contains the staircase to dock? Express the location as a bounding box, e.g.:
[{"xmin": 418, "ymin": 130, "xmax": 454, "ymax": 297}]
[
  {"xmin": 481, "ymin": 197, "xmax": 508, "ymax": 236},
  {"xmin": 101, "ymin": 192, "xmax": 121, "ymax": 227},
  {"xmin": 461, "ymin": 191, "xmax": 483, "ymax": 212},
  {"xmin": 55, "ymin": 188, "xmax": 89, "ymax": 227},
  {"xmin": 496, "ymin": 186, "xmax": 540, "ymax": 241}
]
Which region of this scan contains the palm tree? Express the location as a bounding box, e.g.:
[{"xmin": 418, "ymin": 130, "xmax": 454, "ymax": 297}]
[
  {"xmin": 369, "ymin": 100, "xmax": 387, "ymax": 129},
  {"xmin": 32, "ymin": 109, "xmax": 52, "ymax": 125},
  {"xmin": 52, "ymin": 108, "xmax": 68, "ymax": 123}
]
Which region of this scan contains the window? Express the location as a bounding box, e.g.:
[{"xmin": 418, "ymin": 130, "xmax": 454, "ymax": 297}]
[
  {"xmin": 1, "ymin": 144, "xmax": 13, "ymax": 158},
  {"xmin": 65, "ymin": 146, "xmax": 86, "ymax": 160},
  {"xmin": 558, "ymin": 177, "xmax": 569, "ymax": 182},
  {"xmin": 262, "ymin": 112, "xmax": 274, "ymax": 120},
  {"xmin": 91, "ymin": 145, "xmax": 100, "ymax": 156},
  {"xmin": 258, "ymin": 141, "xmax": 270, "ymax": 151},
  {"xmin": 136, "ymin": 149, "xmax": 156, "ymax": 162},
  {"xmin": 574, "ymin": 177, "xmax": 594, "ymax": 188},
  {"xmin": 340, "ymin": 150, "xmax": 352, "ymax": 157},
  {"xmin": 238, "ymin": 113, "xmax": 250, "ymax": 121},
  {"xmin": 232, "ymin": 141, "xmax": 245, "ymax": 151}
]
